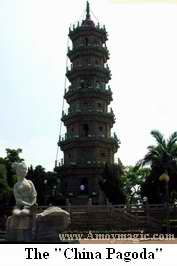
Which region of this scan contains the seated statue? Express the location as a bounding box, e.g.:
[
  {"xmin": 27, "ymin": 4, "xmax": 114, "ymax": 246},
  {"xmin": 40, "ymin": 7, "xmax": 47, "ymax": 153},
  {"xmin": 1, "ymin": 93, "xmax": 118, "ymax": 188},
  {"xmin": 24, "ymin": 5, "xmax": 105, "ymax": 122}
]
[
  {"xmin": 13, "ymin": 162, "xmax": 37, "ymax": 214},
  {"xmin": 7, "ymin": 162, "xmax": 72, "ymax": 242}
]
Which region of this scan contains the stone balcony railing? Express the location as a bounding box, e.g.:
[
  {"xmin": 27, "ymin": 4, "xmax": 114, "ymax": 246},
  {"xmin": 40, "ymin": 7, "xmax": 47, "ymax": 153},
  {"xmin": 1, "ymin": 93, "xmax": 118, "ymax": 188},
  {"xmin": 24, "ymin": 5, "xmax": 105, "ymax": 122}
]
[
  {"xmin": 65, "ymin": 84, "xmax": 112, "ymax": 95},
  {"xmin": 66, "ymin": 64, "xmax": 111, "ymax": 82},
  {"xmin": 56, "ymin": 159, "xmax": 108, "ymax": 168},
  {"xmin": 67, "ymin": 44, "xmax": 110, "ymax": 60},
  {"xmin": 58, "ymin": 133, "xmax": 120, "ymax": 148},
  {"xmin": 61, "ymin": 107, "xmax": 115, "ymax": 123},
  {"xmin": 66, "ymin": 63, "xmax": 110, "ymax": 73}
]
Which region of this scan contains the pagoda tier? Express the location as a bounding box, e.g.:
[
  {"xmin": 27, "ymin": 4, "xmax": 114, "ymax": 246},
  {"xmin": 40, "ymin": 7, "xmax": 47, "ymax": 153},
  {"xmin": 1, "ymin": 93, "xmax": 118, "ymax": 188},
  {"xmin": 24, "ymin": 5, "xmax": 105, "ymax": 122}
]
[
  {"xmin": 66, "ymin": 65, "xmax": 111, "ymax": 83},
  {"xmin": 67, "ymin": 45, "xmax": 109, "ymax": 63},
  {"xmin": 64, "ymin": 85, "xmax": 113, "ymax": 104}
]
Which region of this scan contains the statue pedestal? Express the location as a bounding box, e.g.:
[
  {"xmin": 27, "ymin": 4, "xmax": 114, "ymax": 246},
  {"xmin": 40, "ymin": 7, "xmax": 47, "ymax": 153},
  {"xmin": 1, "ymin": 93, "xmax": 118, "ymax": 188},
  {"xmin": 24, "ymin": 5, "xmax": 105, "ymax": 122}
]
[
  {"xmin": 6, "ymin": 207, "xmax": 71, "ymax": 242},
  {"xmin": 6, "ymin": 213, "xmax": 35, "ymax": 242}
]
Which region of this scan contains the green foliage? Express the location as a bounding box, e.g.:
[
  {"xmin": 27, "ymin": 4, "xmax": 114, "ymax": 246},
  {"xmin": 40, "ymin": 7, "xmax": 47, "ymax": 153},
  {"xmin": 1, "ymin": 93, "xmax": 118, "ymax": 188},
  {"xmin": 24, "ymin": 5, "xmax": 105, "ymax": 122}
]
[
  {"xmin": 139, "ymin": 130, "xmax": 177, "ymax": 171},
  {"xmin": 99, "ymin": 163, "xmax": 126, "ymax": 204},
  {"xmin": 0, "ymin": 148, "xmax": 24, "ymax": 206},
  {"xmin": 27, "ymin": 165, "xmax": 60, "ymax": 205},
  {"xmin": 122, "ymin": 166, "xmax": 150, "ymax": 205},
  {"xmin": 27, "ymin": 165, "xmax": 46, "ymax": 205},
  {"xmin": 5, "ymin": 148, "xmax": 24, "ymax": 163},
  {"xmin": 5, "ymin": 148, "xmax": 24, "ymax": 187},
  {"xmin": 140, "ymin": 130, "xmax": 177, "ymax": 204},
  {"xmin": 0, "ymin": 178, "xmax": 12, "ymax": 205},
  {"xmin": 0, "ymin": 163, "xmax": 7, "ymax": 179}
]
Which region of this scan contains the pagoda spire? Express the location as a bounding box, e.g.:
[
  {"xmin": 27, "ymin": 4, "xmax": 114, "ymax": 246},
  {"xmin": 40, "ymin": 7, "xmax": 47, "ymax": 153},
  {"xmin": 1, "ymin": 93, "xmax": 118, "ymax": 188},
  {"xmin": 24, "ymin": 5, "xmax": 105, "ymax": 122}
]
[{"xmin": 86, "ymin": 1, "xmax": 90, "ymax": 19}]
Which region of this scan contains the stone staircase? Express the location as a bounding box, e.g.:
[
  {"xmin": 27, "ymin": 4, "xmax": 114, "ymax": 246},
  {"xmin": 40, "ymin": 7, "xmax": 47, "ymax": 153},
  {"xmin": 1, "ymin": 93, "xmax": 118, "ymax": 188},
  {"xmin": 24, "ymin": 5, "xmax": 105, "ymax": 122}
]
[{"xmin": 67, "ymin": 206, "xmax": 162, "ymax": 232}]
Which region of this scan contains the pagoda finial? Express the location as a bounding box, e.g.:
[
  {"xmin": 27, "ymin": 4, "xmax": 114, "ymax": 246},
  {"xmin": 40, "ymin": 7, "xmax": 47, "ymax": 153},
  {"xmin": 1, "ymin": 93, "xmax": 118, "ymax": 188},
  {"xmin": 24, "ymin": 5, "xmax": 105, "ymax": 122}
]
[{"xmin": 86, "ymin": 1, "xmax": 90, "ymax": 19}]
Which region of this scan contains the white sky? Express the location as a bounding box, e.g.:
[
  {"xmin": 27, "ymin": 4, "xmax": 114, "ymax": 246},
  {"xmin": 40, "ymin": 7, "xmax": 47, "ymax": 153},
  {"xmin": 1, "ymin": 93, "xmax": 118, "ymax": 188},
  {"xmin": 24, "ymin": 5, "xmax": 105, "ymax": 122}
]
[{"xmin": 0, "ymin": 0, "xmax": 177, "ymax": 170}]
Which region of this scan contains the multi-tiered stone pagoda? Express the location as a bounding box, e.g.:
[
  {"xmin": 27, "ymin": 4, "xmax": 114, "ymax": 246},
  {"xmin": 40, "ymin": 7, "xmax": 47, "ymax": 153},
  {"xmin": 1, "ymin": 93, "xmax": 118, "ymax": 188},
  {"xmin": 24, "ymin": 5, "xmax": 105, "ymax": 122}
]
[{"xmin": 56, "ymin": 2, "xmax": 120, "ymax": 205}]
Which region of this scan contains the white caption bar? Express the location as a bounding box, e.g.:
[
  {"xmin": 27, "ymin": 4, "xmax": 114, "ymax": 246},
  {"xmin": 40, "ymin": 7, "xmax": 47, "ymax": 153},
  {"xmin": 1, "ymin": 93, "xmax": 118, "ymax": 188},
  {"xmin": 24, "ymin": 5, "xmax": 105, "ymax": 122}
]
[{"xmin": 0, "ymin": 244, "xmax": 176, "ymax": 266}]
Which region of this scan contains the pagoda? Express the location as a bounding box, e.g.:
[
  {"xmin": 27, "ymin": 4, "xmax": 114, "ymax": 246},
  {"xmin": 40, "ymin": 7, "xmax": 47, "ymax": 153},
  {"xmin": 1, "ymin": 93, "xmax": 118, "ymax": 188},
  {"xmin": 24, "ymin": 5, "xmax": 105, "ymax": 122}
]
[{"xmin": 55, "ymin": 2, "xmax": 120, "ymax": 205}]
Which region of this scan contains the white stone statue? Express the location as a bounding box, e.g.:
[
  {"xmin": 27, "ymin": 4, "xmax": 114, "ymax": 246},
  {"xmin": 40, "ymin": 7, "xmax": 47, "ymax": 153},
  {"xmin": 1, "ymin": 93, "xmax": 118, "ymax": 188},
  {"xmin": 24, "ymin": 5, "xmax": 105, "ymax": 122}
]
[{"xmin": 13, "ymin": 162, "xmax": 37, "ymax": 214}]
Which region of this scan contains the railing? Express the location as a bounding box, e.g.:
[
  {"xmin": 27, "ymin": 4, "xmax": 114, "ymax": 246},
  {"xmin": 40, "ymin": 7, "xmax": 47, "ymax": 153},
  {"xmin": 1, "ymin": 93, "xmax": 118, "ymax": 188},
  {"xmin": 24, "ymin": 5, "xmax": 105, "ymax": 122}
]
[
  {"xmin": 67, "ymin": 44, "xmax": 109, "ymax": 58},
  {"xmin": 66, "ymin": 65, "xmax": 111, "ymax": 83},
  {"xmin": 56, "ymin": 158, "xmax": 121, "ymax": 168},
  {"xmin": 65, "ymin": 84, "xmax": 112, "ymax": 94},
  {"xmin": 58, "ymin": 132, "xmax": 119, "ymax": 145},
  {"xmin": 68, "ymin": 43, "xmax": 108, "ymax": 50},
  {"xmin": 62, "ymin": 106, "xmax": 114, "ymax": 119},
  {"xmin": 66, "ymin": 63, "xmax": 110, "ymax": 73},
  {"xmin": 57, "ymin": 160, "xmax": 108, "ymax": 168}
]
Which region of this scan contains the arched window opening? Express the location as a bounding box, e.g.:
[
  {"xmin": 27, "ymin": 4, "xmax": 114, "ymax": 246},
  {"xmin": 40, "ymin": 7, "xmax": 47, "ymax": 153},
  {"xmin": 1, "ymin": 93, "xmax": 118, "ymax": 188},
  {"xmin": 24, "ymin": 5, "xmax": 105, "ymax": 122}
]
[
  {"xmin": 85, "ymin": 37, "xmax": 88, "ymax": 47},
  {"xmin": 83, "ymin": 124, "xmax": 89, "ymax": 137},
  {"xmin": 80, "ymin": 178, "xmax": 88, "ymax": 194},
  {"xmin": 99, "ymin": 126, "xmax": 103, "ymax": 132},
  {"xmin": 101, "ymin": 152, "xmax": 106, "ymax": 158}
]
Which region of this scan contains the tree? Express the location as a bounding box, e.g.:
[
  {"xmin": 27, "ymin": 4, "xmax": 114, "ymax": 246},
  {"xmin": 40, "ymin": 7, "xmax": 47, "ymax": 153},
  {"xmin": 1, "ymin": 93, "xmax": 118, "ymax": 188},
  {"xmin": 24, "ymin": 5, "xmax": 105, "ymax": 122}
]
[
  {"xmin": 0, "ymin": 148, "xmax": 24, "ymax": 206},
  {"xmin": 0, "ymin": 157, "xmax": 11, "ymax": 206},
  {"xmin": 5, "ymin": 148, "xmax": 24, "ymax": 164},
  {"xmin": 99, "ymin": 163, "xmax": 126, "ymax": 204},
  {"xmin": 0, "ymin": 163, "xmax": 7, "ymax": 180},
  {"xmin": 122, "ymin": 165, "xmax": 150, "ymax": 205},
  {"xmin": 139, "ymin": 130, "xmax": 177, "ymax": 203},
  {"xmin": 27, "ymin": 165, "xmax": 46, "ymax": 205},
  {"xmin": 5, "ymin": 148, "xmax": 24, "ymax": 187},
  {"xmin": 27, "ymin": 165, "xmax": 62, "ymax": 206},
  {"xmin": 0, "ymin": 178, "xmax": 11, "ymax": 206}
]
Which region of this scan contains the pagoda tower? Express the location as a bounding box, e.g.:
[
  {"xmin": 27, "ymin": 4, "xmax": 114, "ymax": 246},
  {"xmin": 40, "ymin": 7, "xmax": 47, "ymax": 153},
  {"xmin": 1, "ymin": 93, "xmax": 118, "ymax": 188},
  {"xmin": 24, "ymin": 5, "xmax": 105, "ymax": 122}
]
[{"xmin": 56, "ymin": 2, "xmax": 120, "ymax": 205}]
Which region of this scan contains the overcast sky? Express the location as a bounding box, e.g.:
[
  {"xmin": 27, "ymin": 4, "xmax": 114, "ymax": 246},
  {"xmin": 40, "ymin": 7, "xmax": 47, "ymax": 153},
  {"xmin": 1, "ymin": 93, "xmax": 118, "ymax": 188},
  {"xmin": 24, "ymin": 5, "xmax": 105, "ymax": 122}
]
[{"xmin": 0, "ymin": 0, "xmax": 177, "ymax": 170}]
